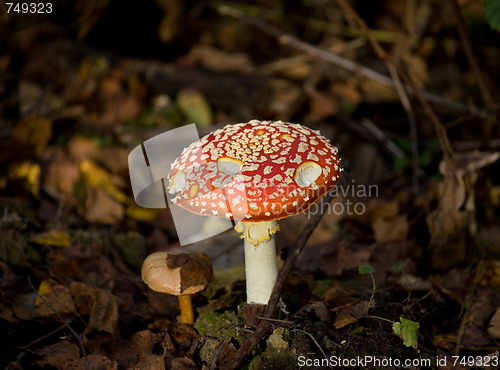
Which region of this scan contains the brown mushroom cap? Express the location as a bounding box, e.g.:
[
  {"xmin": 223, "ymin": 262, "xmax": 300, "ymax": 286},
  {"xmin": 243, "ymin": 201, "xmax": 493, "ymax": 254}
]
[
  {"xmin": 168, "ymin": 120, "xmax": 342, "ymax": 222},
  {"xmin": 141, "ymin": 252, "xmax": 212, "ymax": 295}
]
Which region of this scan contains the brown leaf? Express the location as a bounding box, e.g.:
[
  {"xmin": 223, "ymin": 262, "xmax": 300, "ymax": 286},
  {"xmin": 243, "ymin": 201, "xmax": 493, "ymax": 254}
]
[
  {"xmin": 84, "ymin": 186, "xmax": 124, "ymax": 226},
  {"xmin": 166, "ymin": 253, "xmax": 190, "ymax": 268},
  {"xmin": 298, "ymin": 301, "xmax": 330, "ymax": 322},
  {"xmin": 74, "ymin": 354, "xmax": 118, "ymax": 369},
  {"xmin": 372, "ymin": 215, "xmax": 409, "ymax": 244},
  {"xmin": 34, "ymin": 340, "xmax": 81, "ymax": 368},
  {"xmin": 462, "ymin": 323, "xmax": 491, "ymax": 347},
  {"xmin": 186, "ymin": 45, "xmax": 254, "ymax": 73},
  {"xmin": 136, "ymin": 353, "xmax": 165, "ymax": 370},
  {"xmin": 178, "ymin": 253, "xmax": 213, "ymax": 295},
  {"xmin": 402, "ymin": 52, "xmax": 429, "ymax": 89},
  {"xmin": 156, "ymin": 0, "xmax": 182, "ymax": 43},
  {"xmin": 15, "ymin": 282, "xmax": 77, "ymax": 321},
  {"xmin": 433, "ymin": 333, "xmax": 457, "ymax": 350},
  {"xmin": 333, "ymin": 301, "xmax": 369, "ymax": 329},
  {"xmin": 43, "ymin": 158, "xmax": 80, "ymax": 202},
  {"xmin": 171, "ymin": 357, "xmax": 196, "ymax": 370},
  {"xmin": 468, "ymin": 296, "xmax": 493, "ymax": 327},
  {"xmin": 71, "ymin": 282, "xmax": 120, "ymax": 339},
  {"xmin": 130, "ymin": 330, "xmax": 158, "ymax": 353},
  {"xmin": 487, "ymin": 308, "xmax": 500, "ymax": 338},
  {"xmin": 68, "ymin": 135, "xmax": 99, "ymax": 161}
]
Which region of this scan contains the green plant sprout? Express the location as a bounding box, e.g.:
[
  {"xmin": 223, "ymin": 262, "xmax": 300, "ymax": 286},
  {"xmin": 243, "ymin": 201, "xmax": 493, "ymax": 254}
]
[{"xmin": 358, "ymin": 265, "xmax": 420, "ymax": 350}]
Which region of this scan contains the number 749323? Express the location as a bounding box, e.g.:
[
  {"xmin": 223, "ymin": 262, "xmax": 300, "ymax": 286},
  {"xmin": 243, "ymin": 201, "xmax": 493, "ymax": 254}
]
[{"xmin": 5, "ymin": 2, "xmax": 52, "ymax": 14}]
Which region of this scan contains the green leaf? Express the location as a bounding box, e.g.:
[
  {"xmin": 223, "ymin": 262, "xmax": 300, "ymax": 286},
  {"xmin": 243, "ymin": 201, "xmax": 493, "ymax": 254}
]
[
  {"xmin": 388, "ymin": 261, "xmax": 407, "ymax": 274},
  {"xmin": 358, "ymin": 265, "xmax": 375, "ymax": 275},
  {"xmin": 485, "ymin": 0, "xmax": 500, "ymax": 29},
  {"xmin": 392, "ymin": 317, "xmax": 420, "ymax": 350}
]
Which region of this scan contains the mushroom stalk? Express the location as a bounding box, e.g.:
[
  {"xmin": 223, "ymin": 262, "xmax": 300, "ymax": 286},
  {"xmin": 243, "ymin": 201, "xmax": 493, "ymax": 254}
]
[
  {"xmin": 235, "ymin": 220, "xmax": 279, "ymax": 305},
  {"xmin": 178, "ymin": 295, "xmax": 194, "ymax": 325}
]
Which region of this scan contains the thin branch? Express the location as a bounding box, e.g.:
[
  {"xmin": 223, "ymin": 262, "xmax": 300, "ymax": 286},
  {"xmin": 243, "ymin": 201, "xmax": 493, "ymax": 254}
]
[
  {"xmin": 221, "ymin": 190, "xmax": 338, "ymax": 369},
  {"xmin": 293, "ymin": 329, "xmax": 333, "ymax": 369},
  {"xmin": 216, "ymin": 5, "xmax": 490, "ymax": 120},
  {"xmin": 386, "ymin": 63, "xmax": 420, "ymax": 192}
]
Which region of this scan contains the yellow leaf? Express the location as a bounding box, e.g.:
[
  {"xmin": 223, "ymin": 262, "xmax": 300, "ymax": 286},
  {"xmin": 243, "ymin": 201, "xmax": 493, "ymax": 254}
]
[
  {"xmin": 80, "ymin": 159, "xmax": 127, "ymax": 203},
  {"xmin": 29, "ymin": 229, "xmax": 71, "ymax": 248},
  {"xmin": 35, "ymin": 279, "xmax": 70, "ymax": 306},
  {"xmin": 126, "ymin": 205, "xmax": 157, "ymax": 221},
  {"xmin": 8, "ymin": 161, "xmax": 41, "ymax": 197}
]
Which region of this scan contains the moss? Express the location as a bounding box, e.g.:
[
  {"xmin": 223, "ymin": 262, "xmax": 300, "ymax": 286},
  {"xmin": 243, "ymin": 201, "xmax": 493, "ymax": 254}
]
[
  {"xmin": 194, "ymin": 310, "xmax": 248, "ymax": 345},
  {"xmin": 249, "ymin": 327, "xmax": 298, "ymax": 369},
  {"xmin": 312, "ymin": 279, "xmax": 333, "ymax": 300}
]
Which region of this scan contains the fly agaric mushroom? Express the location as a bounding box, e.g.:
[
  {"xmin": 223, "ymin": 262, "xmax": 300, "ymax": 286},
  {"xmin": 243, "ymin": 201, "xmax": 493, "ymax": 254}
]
[
  {"xmin": 168, "ymin": 120, "xmax": 341, "ymax": 305},
  {"xmin": 141, "ymin": 252, "xmax": 212, "ymax": 325}
]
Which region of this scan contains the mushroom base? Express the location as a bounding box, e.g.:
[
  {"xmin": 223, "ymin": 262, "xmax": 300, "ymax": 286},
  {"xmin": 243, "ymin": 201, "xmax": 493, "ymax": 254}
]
[{"xmin": 236, "ymin": 220, "xmax": 279, "ymax": 305}]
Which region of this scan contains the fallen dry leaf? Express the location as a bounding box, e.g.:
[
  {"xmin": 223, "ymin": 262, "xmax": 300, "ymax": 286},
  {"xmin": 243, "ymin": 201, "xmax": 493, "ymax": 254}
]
[
  {"xmin": 43, "ymin": 157, "xmax": 80, "ymax": 201},
  {"xmin": 80, "ymin": 158, "xmax": 128, "ymax": 203},
  {"xmin": 84, "ymin": 186, "xmax": 124, "ymax": 225},
  {"xmin": 68, "ymin": 135, "xmax": 99, "ymax": 161},
  {"xmin": 487, "ymin": 307, "xmax": 500, "ymax": 338},
  {"xmin": 136, "ymin": 353, "xmax": 165, "ymax": 370},
  {"xmin": 186, "ymin": 44, "xmax": 254, "ymax": 73},
  {"xmin": 333, "ymin": 301, "xmax": 370, "ymax": 329},
  {"xmin": 14, "ymin": 286, "xmax": 77, "ymax": 321},
  {"xmin": 34, "ymin": 340, "xmax": 81, "ymax": 368},
  {"xmin": 29, "ymin": 229, "xmax": 71, "ymax": 248},
  {"xmin": 7, "ymin": 161, "xmax": 41, "ymax": 197},
  {"xmin": 372, "ymin": 215, "xmax": 409, "ymax": 244},
  {"xmin": 71, "ymin": 281, "xmax": 121, "ymax": 339}
]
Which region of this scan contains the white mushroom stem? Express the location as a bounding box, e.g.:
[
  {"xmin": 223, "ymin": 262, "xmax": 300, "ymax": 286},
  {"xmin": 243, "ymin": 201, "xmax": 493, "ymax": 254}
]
[{"xmin": 234, "ymin": 220, "xmax": 280, "ymax": 305}]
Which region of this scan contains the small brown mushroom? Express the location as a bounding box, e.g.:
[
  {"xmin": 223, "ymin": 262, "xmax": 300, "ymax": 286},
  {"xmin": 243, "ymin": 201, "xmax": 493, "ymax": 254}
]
[{"xmin": 141, "ymin": 252, "xmax": 212, "ymax": 325}]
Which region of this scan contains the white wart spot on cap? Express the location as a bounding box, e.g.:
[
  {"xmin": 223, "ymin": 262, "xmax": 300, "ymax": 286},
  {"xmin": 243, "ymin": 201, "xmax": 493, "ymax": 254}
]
[
  {"xmin": 294, "ymin": 162, "xmax": 322, "ymax": 187},
  {"xmin": 217, "ymin": 157, "xmax": 244, "ymax": 176},
  {"xmin": 169, "ymin": 170, "xmax": 186, "ymax": 194}
]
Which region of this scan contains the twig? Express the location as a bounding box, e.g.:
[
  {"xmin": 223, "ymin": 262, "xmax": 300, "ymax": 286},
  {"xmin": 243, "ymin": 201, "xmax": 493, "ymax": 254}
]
[
  {"xmin": 20, "ymin": 321, "xmax": 69, "ymax": 349},
  {"xmin": 216, "ymin": 5, "xmax": 490, "ymax": 120},
  {"xmin": 28, "ymin": 278, "xmax": 88, "ymax": 370},
  {"xmin": 221, "ymin": 190, "xmax": 338, "ymax": 369},
  {"xmin": 293, "ymin": 329, "xmax": 333, "ymax": 369},
  {"xmin": 359, "ymin": 118, "xmax": 405, "ymax": 160},
  {"xmin": 387, "ymin": 62, "xmax": 420, "ymax": 192}
]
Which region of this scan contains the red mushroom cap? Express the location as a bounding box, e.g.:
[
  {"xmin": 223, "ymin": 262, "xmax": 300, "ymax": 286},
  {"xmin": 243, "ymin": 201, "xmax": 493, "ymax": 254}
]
[{"xmin": 168, "ymin": 120, "xmax": 341, "ymax": 222}]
